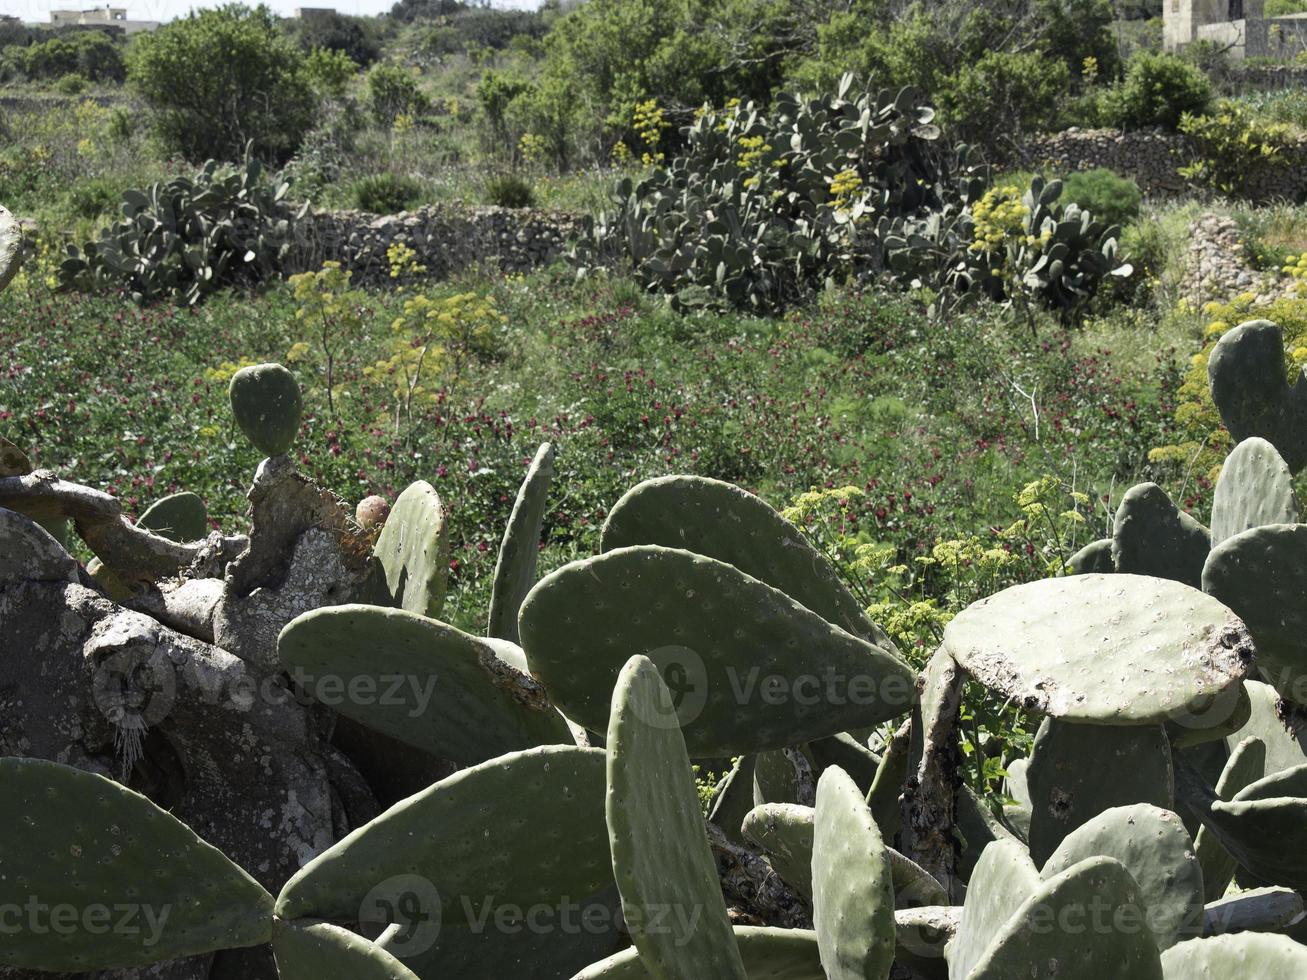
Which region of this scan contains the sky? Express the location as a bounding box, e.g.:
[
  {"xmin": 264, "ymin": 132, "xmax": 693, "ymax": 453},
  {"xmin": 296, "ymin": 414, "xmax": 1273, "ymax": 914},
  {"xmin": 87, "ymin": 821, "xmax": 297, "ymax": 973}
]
[{"xmin": 2, "ymin": 0, "xmax": 539, "ymax": 22}]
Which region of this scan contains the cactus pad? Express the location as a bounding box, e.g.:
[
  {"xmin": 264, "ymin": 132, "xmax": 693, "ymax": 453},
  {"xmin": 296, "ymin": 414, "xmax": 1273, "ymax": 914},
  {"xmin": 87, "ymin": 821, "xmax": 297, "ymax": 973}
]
[
  {"xmin": 277, "ymin": 745, "xmax": 619, "ymax": 977},
  {"xmin": 488, "ymin": 442, "xmax": 555, "ymax": 642},
  {"xmin": 1196, "ymin": 735, "xmax": 1266, "ymax": 902},
  {"xmin": 1160, "ymin": 933, "xmax": 1307, "ymax": 977},
  {"xmin": 1233, "ymin": 680, "xmax": 1307, "ymax": 776},
  {"xmin": 1025, "ymin": 718, "xmax": 1174, "ymax": 866},
  {"xmin": 741, "ymin": 803, "xmax": 815, "ymax": 899},
  {"xmin": 1202, "ymin": 886, "xmax": 1303, "ymax": 937},
  {"xmin": 365, "ymin": 480, "xmax": 451, "ymax": 619},
  {"xmin": 520, "ymin": 546, "xmax": 915, "ymax": 755},
  {"xmin": 1111, "ymin": 483, "xmax": 1210, "ymax": 588},
  {"xmin": 0, "ymin": 432, "xmax": 31, "ymax": 476},
  {"xmin": 1202, "ymin": 764, "xmax": 1307, "ymax": 892},
  {"xmin": 1040, "ymin": 804, "xmax": 1203, "ymax": 950},
  {"xmin": 228, "ymin": 362, "xmax": 302, "ymax": 457},
  {"xmin": 600, "ymin": 475, "xmax": 893, "ymax": 648},
  {"xmin": 136, "ymin": 491, "xmax": 208, "ymax": 542},
  {"xmin": 811, "ymin": 766, "xmax": 895, "ymax": 980},
  {"xmin": 1207, "ymin": 320, "xmax": 1307, "ymax": 474},
  {"xmin": 706, "ymin": 755, "xmax": 757, "ymax": 844},
  {"xmin": 571, "ymin": 926, "xmax": 823, "ymax": 979},
  {"xmin": 0, "ymin": 203, "xmax": 23, "ymax": 290},
  {"xmin": 1203, "ymin": 524, "xmax": 1307, "ymax": 707},
  {"xmin": 943, "ymin": 573, "xmax": 1254, "ymax": 724},
  {"xmin": 0, "ymin": 758, "xmax": 273, "ymax": 971},
  {"xmin": 1210, "ymin": 438, "xmax": 1298, "ymax": 546},
  {"xmin": 606, "ymin": 655, "xmax": 747, "ymax": 979},
  {"xmin": 272, "ymin": 920, "xmax": 420, "ymax": 980},
  {"xmin": 1067, "ymin": 537, "xmax": 1113, "ymax": 574},
  {"xmin": 278, "ymin": 604, "xmax": 570, "ymax": 766}
]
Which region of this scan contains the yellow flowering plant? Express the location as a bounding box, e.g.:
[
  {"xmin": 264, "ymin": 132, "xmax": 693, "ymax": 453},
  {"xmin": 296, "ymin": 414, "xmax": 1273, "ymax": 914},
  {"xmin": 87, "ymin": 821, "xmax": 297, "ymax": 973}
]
[{"xmin": 288, "ymin": 261, "xmax": 366, "ymax": 417}]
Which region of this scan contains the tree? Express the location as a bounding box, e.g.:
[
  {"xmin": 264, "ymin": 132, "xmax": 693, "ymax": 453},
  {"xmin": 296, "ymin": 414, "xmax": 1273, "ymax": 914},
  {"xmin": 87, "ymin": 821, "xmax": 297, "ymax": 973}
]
[
  {"xmin": 127, "ymin": 4, "xmax": 315, "ymax": 163},
  {"xmin": 291, "ymin": 11, "xmax": 381, "ymax": 67}
]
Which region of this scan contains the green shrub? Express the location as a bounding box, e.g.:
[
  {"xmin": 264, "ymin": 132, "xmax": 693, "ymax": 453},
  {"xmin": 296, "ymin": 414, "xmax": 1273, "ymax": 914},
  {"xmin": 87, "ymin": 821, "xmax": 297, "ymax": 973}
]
[
  {"xmin": 938, "ymin": 49, "xmax": 1068, "ymax": 148},
  {"xmin": 54, "ymin": 72, "xmax": 88, "ymax": 95},
  {"xmin": 128, "ymin": 4, "xmax": 315, "ymax": 163},
  {"xmin": 352, "ymin": 173, "xmax": 425, "ymax": 213},
  {"xmin": 303, "ymin": 46, "xmax": 358, "ymax": 100},
  {"xmin": 17, "ymin": 29, "xmax": 125, "ymax": 82},
  {"xmin": 1178, "ymin": 100, "xmax": 1296, "ymax": 199},
  {"xmin": 1098, "ymin": 51, "xmax": 1212, "ymax": 131},
  {"xmin": 365, "ymin": 63, "xmax": 430, "ymax": 126},
  {"xmin": 483, "ymin": 173, "xmax": 535, "ymax": 209},
  {"xmin": 1060, "ymin": 169, "xmax": 1142, "ymax": 228},
  {"xmin": 63, "ymin": 178, "xmax": 121, "ymax": 220},
  {"xmin": 1266, "ymin": 0, "xmax": 1307, "ymax": 15}
]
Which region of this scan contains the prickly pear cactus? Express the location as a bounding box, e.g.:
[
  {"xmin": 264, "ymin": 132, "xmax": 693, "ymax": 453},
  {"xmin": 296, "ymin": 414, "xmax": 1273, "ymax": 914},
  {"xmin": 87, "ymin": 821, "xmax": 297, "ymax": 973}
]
[
  {"xmin": 1160, "ymin": 932, "xmax": 1307, "ymax": 977},
  {"xmin": 600, "ymin": 475, "xmax": 895, "ymax": 649},
  {"xmin": 1024, "ymin": 718, "xmax": 1175, "ymax": 866},
  {"xmin": 572, "ymin": 926, "xmax": 824, "ymax": 979},
  {"xmin": 1039, "ymin": 804, "xmax": 1203, "ymax": 950},
  {"xmin": 277, "ymin": 745, "xmax": 621, "ymax": 977},
  {"xmin": 605, "ymin": 655, "xmax": 747, "ymax": 979},
  {"xmin": 1195, "ymin": 735, "xmax": 1266, "ymax": 902},
  {"xmin": 1203, "ymin": 524, "xmax": 1307, "ymax": 707},
  {"xmin": 488, "ymin": 441, "xmax": 555, "ymax": 643},
  {"xmin": 272, "ymin": 920, "xmax": 421, "ymax": 980},
  {"xmin": 278, "ymin": 604, "xmax": 571, "ymax": 765},
  {"xmin": 136, "ymin": 490, "xmax": 208, "ymax": 542},
  {"xmin": 1067, "ymin": 537, "xmax": 1112, "ymax": 574},
  {"xmin": 228, "ymin": 362, "xmax": 302, "ymax": 457},
  {"xmin": 1111, "ymin": 482, "xmax": 1210, "ymax": 588},
  {"xmin": 1200, "ymin": 764, "xmax": 1307, "ymax": 893},
  {"xmin": 0, "ymin": 758, "xmax": 274, "ymax": 972},
  {"xmin": 1210, "ymin": 437, "xmax": 1298, "ymax": 546},
  {"xmin": 1208, "ymin": 320, "xmax": 1307, "ymax": 474},
  {"xmin": 810, "ymin": 766, "xmax": 896, "ymax": 980},
  {"xmin": 0, "ymin": 203, "xmax": 23, "ymax": 290},
  {"xmin": 707, "ymin": 754, "xmax": 757, "ymax": 844},
  {"xmin": 364, "ymin": 479, "xmax": 450, "ymax": 618},
  {"xmin": 942, "ymin": 573, "xmax": 1254, "ymax": 724},
  {"xmin": 742, "ymin": 802, "xmax": 815, "ymax": 899},
  {"xmin": 519, "ymin": 545, "xmax": 914, "ymax": 755}
]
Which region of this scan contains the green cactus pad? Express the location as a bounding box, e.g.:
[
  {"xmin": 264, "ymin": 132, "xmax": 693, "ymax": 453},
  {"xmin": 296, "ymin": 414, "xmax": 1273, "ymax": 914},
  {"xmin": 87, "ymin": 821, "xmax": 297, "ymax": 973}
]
[
  {"xmin": 277, "ymin": 745, "xmax": 620, "ymax": 977},
  {"xmin": 272, "ymin": 921, "xmax": 420, "ymax": 980},
  {"xmin": 1160, "ymin": 933, "xmax": 1307, "ymax": 977},
  {"xmin": 278, "ymin": 604, "xmax": 570, "ymax": 766},
  {"xmin": 1232, "ymin": 680, "xmax": 1307, "ymax": 776},
  {"xmin": 136, "ymin": 491, "xmax": 208, "ymax": 542},
  {"xmin": 1196, "ymin": 735, "xmax": 1266, "ymax": 902},
  {"xmin": 1067, "ymin": 537, "xmax": 1113, "ymax": 574},
  {"xmin": 228, "ymin": 362, "xmax": 302, "ymax": 457},
  {"xmin": 1040, "ymin": 804, "xmax": 1203, "ymax": 950},
  {"xmin": 0, "ymin": 203, "xmax": 23, "ymax": 291},
  {"xmin": 752, "ymin": 749, "xmax": 804, "ymax": 806},
  {"xmin": 965, "ymin": 856, "xmax": 1164, "ymax": 979},
  {"xmin": 1111, "ymin": 482, "xmax": 1210, "ymax": 588},
  {"xmin": 706, "ymin": 755, "xmax": 757, "ymax": 844},
  {"xmin": 365, "ymin": 480, "xmax": 451, "ymax": 619},
  {"xmin": 866, "ymin": 731, "xmax": 908, "ymax": 839},
  {"xmin": 942, "ymin": 573, "xmax": 1254, "ymax": 724},
  {"xmin": 1025, "ymin": 718, "xmax": 1174, "ymax": 866},
  {"xmin": 1202, "ymin": 764, "xmax": 1307, "ymax": 892},
  {"xmin": 741, "ymin": 803, "xmax": 815, "ymax": 899},
  {"xmin": 949, "ymin": 839, "xmax": 1041, "ymax": 980},
  {"xmin": 519, "ymin": 545, "xmax": 915, "ymax": 755},
  {"xmin": 1203, "ymin": 886, "xmax": 1303, "ymax": 937},
  {"xmin": 570, "ymin": 926, "xmax": 824, "ymax": 979},
  {"xmin": 600, "ymin": 475, "xmax": 894, "ymax": 648},
  {"xmin": 1165, "ymin": 680, "xmax": 1252, "ymax": 750},
  {"xmin": 1207, "ymin": 320, "xmax": 1307, "ymax": 474},
  {"xmin": 1210, "ymin": 438, "xmax": 1299, "ymax": 547},
  {"xmin": 811, "ymin": 766, "xmax": 896, "ymax": 980},
  {"xmin": 0, "ymin": 431, "xmax": 32, "ymax": 476},
  {"xmin": 606, "ymin": 655, "xmax": 747, "ymax": 979},
  {"xmin": 488, "ymin": 442, "xmax": 555, "ymax": 642},
  {"xmin": 0, "ymin": 758, "xmax": 273, "ymax": 972},
  {"xmin": 956, "ymin": 782, "xmax": 1026, "ymax": 879},
  {"xmin": 807, "ymin": 733, "xmax": 882, "ymax": 794},
  {"xmin": 1204, "ymin": 524, "xmax": 1307, "ymax": 707}
]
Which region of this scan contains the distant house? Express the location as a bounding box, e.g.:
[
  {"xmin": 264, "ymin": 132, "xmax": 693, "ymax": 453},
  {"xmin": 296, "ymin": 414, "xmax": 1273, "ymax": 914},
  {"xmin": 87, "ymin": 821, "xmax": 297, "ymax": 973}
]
[
  {"xmin": 294, "ymin": 7, "xmax": 337, "ymax": 20},
  {"xmin": 47, "ymin": 5, "xmax": 158, "ymax": 34},
  {"xmin": 1165, "ymin": 0, "xmax": 1307, "ymax": 58}
]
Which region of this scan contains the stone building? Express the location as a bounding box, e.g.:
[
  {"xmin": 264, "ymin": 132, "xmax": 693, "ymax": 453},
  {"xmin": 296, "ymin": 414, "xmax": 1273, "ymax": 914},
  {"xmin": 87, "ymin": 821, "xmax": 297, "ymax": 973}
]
[
  {"xmin": 46, "ymin": 5, "xmax": 158, "ymax": 34},
  {"xmin": 1165, "ymin": 0, "xmax": 1307, "ymax": 58}
]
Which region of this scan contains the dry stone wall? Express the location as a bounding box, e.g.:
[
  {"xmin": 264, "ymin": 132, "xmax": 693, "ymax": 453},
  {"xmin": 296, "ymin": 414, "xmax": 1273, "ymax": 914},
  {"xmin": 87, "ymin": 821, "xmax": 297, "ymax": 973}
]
[
  {"xmin": 287, "ymin": 203, "xmax": 590, "ymax": 284},
  {"xmin": 1019, "ymin": 128, "xmax": 1307, "ymax": 203}
]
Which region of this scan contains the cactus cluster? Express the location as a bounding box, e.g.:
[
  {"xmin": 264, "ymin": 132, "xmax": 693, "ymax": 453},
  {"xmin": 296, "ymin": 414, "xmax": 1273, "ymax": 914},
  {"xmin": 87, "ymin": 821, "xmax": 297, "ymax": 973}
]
[{"xmin": 4, "ymin": 313, "xmax": 1307, "ymax": 980}]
